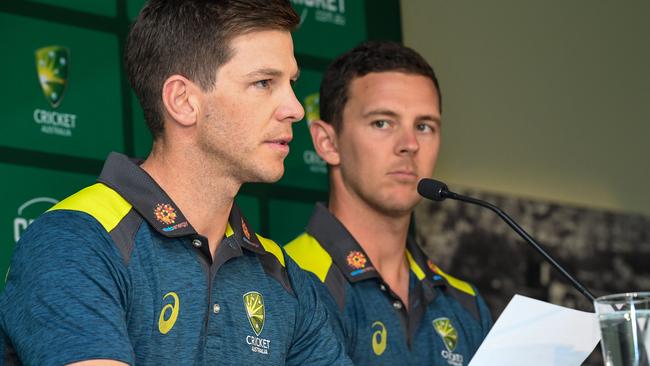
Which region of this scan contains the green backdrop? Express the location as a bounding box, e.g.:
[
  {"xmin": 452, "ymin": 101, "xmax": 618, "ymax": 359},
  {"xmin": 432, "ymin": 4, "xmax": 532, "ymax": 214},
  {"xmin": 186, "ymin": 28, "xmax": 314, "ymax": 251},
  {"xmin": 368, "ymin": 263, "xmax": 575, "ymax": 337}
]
[{"xmin": 0, "ymin": 0, "xmax": 401, "ymax": 292}]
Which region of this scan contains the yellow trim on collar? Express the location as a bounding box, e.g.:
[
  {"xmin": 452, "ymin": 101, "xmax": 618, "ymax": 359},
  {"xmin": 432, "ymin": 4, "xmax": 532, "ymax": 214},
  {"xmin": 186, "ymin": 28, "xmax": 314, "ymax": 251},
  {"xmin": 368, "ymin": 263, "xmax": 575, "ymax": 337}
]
[
  {"xmin": 256, "ymin": 234, "xmax": 285, "ymax": 267},
  {"xmin": 405, "ymin": 250, "xmax": 426, "ymax": 281},
  {"xmin": 225, "ymin": 223, "xmax": 234, "ymax": 237},
  {"xmin": 48, "ymin": 183, "xmax": 132, "ymax": 232},
  {"xmin": 284, "ymin": 233, "xmax": 332, "ymax": 283},
  {"xmin": 432, "ymin": 265, "xmax": 476, "ymax": 296}
]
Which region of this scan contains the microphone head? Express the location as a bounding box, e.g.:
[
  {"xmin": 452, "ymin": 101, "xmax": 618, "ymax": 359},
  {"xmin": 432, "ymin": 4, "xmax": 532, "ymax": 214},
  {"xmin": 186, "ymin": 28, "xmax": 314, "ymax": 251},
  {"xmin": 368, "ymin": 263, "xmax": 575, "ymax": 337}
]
[{"xmin": 417, "ymin": 178, "xmax": 449, "ymax": 201}]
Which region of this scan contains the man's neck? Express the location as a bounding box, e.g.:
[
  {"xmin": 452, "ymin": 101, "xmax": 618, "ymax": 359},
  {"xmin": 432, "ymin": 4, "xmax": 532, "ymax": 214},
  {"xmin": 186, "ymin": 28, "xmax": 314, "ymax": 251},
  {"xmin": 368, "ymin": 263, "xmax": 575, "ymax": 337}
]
[
  {"xmin": 329, "ymin": 189, "xmax": 412, "ymax": 307},
  {"xmin": 141, "ymin": 142, "xmax": 240, "ymax": 258}
]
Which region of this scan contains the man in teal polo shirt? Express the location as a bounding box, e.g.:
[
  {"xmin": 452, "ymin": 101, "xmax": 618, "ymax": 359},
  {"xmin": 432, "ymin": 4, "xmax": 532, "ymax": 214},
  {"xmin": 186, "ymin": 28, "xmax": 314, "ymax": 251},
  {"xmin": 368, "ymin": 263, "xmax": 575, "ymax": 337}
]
[
  {"xmin": 0, "ymin": 1, "xmax": 351, "ymax": 365},
  {"xmin": 285, "ymin": 41, "xmax": 493, "ymax": 365}
]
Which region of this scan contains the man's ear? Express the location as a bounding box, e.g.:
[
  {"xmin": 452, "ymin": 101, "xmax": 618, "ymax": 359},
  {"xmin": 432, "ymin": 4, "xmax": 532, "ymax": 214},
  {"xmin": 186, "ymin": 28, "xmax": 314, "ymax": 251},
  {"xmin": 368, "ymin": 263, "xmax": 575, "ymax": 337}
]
[
  {"xmin": 309, "ymin": 119, "xmax": 340, "ymax": 166},
  {"xmin": 161, "ymin": 75, "xmax": 200, "ymax": 127}
]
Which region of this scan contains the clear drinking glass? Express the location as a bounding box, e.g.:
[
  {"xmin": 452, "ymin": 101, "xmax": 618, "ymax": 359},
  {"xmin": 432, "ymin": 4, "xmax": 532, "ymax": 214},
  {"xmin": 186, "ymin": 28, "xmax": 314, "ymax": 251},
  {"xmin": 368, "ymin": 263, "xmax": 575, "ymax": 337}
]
[{"xmin": 595, "ymin": 293, "xmax": 650, "ymax": 366}]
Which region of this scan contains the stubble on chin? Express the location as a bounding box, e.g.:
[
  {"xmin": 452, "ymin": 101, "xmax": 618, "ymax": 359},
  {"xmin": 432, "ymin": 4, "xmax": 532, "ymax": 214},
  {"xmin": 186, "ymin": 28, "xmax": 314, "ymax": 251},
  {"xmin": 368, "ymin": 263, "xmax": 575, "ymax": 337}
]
[{"xmin": 371, "ymin": 185, "xmax": 424, "ymax": 217}]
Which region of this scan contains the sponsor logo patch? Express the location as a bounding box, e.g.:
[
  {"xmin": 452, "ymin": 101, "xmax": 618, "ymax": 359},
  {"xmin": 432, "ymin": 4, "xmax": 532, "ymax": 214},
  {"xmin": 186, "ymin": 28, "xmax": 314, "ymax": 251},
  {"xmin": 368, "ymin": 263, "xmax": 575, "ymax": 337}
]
[
  {"xmin": 241, "ymin": 218, "xmax": 251, "ymax": 240},
  {"xmin": 154, "ymin": 203, "xmax": 177, "ymax": 225},
  {"xmin": 346, "ymin": 250, "xmax": 367, "ymax": 269}
]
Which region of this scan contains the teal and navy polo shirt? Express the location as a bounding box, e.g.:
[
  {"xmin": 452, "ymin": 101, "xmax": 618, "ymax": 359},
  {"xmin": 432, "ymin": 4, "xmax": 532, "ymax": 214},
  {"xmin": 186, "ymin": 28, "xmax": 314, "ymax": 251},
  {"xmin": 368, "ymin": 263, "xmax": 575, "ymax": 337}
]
[
  {"xmin": 0, "ymin": 153, "xmax": 351, "ymax": 366},
  {"xmin": 285, "ymin": 203, "xmax": 493, "ymax": 366}
]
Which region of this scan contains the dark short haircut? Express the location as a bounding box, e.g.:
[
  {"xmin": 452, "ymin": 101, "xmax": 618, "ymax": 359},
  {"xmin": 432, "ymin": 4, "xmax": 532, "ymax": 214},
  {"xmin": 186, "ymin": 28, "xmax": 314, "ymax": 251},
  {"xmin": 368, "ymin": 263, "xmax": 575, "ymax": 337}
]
[
  {"xmin": 319, "ymin": 41, "xmax": 441, "ymax": 131},
  {"xmin": 125, "ymin": 0, "xmax": 299, "ymax": 139}
]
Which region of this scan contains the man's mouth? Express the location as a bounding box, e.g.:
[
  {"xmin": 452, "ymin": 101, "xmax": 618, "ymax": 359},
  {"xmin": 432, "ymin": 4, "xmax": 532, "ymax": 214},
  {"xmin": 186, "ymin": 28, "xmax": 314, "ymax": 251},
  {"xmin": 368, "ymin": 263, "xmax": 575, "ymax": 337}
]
[
  {"xmin": 387, "ymin": 169, "xmax": 418, "ymax": 181},
  {"xmin": 265, "ymin": 136, "xmax": 292, "ymax": 152}
]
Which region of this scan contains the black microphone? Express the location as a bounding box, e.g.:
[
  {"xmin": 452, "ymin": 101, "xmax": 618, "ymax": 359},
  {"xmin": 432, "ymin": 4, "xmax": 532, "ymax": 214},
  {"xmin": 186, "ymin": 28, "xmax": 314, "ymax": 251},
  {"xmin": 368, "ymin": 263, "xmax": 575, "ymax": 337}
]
[{"xmin": 417, "ymin": 178, "xmax": 596, "ymax": 304}]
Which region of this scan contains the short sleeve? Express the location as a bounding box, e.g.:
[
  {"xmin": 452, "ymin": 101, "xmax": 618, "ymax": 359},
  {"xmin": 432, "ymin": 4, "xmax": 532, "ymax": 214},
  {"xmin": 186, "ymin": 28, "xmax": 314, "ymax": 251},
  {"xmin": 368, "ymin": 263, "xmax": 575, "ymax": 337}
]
[{"xmin": 0, "ymin": 211, "xmax": 134, "ymax": 366}]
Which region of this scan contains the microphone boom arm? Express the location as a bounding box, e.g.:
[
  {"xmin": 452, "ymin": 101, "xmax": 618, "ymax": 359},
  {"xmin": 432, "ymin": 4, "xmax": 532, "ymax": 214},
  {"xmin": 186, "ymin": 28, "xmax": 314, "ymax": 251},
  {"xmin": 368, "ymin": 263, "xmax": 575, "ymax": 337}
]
[{"xmin": 443, "ymin": 189, "xmax": 597, "ymax": 303}]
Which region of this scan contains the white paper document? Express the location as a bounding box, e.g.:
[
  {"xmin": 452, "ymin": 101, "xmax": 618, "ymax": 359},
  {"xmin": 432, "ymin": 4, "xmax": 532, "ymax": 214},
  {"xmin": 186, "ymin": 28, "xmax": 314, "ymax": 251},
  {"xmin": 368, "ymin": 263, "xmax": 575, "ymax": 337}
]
[{"xmin": 468, "ymin": 294, "xmax": 600, "ymax": 366}]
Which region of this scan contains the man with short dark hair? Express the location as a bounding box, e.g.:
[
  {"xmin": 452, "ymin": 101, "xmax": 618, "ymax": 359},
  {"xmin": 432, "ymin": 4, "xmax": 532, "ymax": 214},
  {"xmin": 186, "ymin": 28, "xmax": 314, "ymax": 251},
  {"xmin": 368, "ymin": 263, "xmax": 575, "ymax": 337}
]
[
  {"xmin": 285, "ymin": 41, "xmax": 493, "ymax": 365},
  {"xmin": 0, "ymin": 1, "xmax": 352, "ymax": 365}
]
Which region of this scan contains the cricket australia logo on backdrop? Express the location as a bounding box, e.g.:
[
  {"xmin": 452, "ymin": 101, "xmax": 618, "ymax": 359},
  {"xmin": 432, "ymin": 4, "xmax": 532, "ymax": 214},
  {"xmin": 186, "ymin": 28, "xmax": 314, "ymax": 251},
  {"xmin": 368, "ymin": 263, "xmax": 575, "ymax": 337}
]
[
  {"xmin": 243, "ymin": 291, "xmax": 271, "ymax": 355},
  {"xmin": 433, "ymin": 318, "xmax": 464, "ymax": 366},
  {"xmin": 33, "ymin": 45, "xmax": 77, "ymax": 137},
  {"xmin": 291, "ymin": 0, "xmax": 347, "ymax": 26},
  {"xmin": 36, "ymin": 46, "xmax": 68, "ymax": 108},
  {"xmin": 301, "ymin": 93, "xmax": 327, "ymax": 174}
]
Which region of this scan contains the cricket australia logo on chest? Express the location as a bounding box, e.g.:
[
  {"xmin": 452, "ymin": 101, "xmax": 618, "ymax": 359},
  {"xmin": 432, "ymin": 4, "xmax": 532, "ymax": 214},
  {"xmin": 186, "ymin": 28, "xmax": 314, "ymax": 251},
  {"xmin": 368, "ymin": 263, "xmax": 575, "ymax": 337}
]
[
  {"xmin": 433, "ymin": 317, "xmax": 464, "ymax": 366},
  {"xmin": 243, "ymin": 291, "xmax": 271, "ymax": 355}
]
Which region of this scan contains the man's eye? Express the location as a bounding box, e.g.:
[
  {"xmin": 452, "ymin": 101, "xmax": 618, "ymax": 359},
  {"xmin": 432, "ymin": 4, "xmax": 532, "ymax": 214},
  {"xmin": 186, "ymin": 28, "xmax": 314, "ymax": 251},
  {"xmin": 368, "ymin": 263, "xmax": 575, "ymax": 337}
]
[
  {"xmin": 255, "ymin": 79, "xmax": 271, "ymax": 88},
  {"xmin": 372, "ymin": 120, "xmax": 389, "ymax": 128},
  {"xmin": 416, "ymin": 123, "xmax": 434, "ymax": 132}
]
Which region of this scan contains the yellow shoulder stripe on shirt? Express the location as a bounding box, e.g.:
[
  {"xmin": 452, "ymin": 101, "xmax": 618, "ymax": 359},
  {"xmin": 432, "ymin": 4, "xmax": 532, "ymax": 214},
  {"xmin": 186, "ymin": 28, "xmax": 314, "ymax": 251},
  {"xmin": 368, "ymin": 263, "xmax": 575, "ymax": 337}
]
[
  {"xmin": 48, "ymin": 183, "xmax": 132, "ymax": 232},
  {"xmin": 256, "ymin": 234, "xmax": 285, "ymax": 267},
  {"xmin": 284, "ymin": 233, "xmax": 332, "ymax": 282}
]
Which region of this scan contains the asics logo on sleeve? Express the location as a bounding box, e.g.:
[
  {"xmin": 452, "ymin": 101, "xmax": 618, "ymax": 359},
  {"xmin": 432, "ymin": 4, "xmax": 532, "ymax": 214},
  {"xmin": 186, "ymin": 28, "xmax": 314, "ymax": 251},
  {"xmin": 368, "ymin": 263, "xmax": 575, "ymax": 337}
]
[{"xmin": 158, "ymin": 291, "xmax": 180, "ymax": 334}]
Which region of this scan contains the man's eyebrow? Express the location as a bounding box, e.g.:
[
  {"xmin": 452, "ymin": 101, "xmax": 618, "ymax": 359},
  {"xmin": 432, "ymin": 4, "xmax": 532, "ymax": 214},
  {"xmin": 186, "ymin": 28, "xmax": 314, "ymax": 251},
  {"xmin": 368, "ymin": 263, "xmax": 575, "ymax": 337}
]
[
  {"xmin": 416, "ymin": 115, "xmax": 442, "ymax": 126},
  {"xmin": 363, "ymin": 109, "xmax": 441, "ymax": 125},
  {"xmin": 362, "ymin": 109, "xmax": 399, "ymax": 119},
  {"xmin": 245, "ymin": 68, "xmax": 283, "ymax": 79},
  {"xmin": 245, "ymin": 68, "xmax": 301, "ymax": 80}
]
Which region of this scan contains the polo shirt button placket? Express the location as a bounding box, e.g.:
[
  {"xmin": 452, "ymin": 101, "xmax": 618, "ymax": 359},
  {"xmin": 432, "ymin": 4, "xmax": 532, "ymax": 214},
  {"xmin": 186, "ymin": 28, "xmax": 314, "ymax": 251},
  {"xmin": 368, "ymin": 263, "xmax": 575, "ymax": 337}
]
[
  {"xmin": 393, "ymin": 301, "xmax": 403, "ymax": 310},
  {"xmin": 192, "ymin": 239, "xmax": 202, "ymax": 248},
  {"xmin": 213, "ymin": 303, "xmax": 221, "ymax": 314}
]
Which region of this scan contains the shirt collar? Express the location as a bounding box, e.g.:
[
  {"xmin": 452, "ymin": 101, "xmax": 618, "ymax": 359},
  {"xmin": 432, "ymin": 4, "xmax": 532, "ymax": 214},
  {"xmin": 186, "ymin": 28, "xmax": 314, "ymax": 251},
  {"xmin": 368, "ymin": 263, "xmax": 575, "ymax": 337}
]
[
  {"xmin": 405, "ymin": 235, "xmax": 449, "ymax": 294},
  {"xmin": 306, "ymin": 202, "xmax": 379, "ymax": 282},
  {"xmin": 96, "ymin": 152, "xmax": 265, "ymax": 256},
  {"xmin": 306, "ymin": 202, "xmax": 448, "ymax": 292}
]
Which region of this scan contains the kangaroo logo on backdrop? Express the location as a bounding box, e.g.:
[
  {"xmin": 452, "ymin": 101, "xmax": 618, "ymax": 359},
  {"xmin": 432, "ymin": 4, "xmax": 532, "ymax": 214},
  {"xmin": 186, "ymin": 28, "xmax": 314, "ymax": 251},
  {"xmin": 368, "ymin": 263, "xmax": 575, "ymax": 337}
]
[
  {"xmin": 243, "ymin": 291, "xmax": 271, "ymax": 355},
  {"xmin": 14, "ymin": 197, "xmax": 59, "ymax": 243},
  {"xmin": 433, "ymin": 318, "xmax": 464, "ymax": 366},
  {"xmin": 291, "ymin": 0, "xmax": 347, "ymax": 26},
  {"xmin": 33, "ymin": 45, "xmax": 78, "ymax": 137}
]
